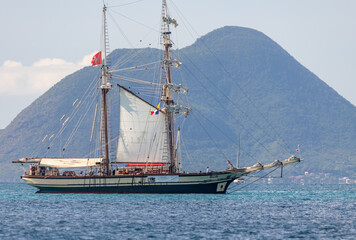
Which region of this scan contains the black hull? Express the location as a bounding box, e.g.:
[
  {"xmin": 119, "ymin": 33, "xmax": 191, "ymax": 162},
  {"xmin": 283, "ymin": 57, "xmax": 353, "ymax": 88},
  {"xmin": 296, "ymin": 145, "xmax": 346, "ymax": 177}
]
[{"xmin": 36, "ymin": 180, "xmax": 234, "ymax": 194}]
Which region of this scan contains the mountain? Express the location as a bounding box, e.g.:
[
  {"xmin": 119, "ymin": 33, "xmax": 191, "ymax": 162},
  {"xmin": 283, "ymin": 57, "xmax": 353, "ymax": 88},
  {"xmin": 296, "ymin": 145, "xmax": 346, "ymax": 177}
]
[{"xmin": 1, "ymin": 26, "xmax": 355, "ymax": 182}]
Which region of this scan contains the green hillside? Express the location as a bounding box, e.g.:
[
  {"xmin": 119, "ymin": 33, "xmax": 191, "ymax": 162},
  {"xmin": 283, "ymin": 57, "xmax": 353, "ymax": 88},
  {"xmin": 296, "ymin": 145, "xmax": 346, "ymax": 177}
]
[{"xmin": 1, "ymin": 26, "xmax": 355, "ymax": 182}]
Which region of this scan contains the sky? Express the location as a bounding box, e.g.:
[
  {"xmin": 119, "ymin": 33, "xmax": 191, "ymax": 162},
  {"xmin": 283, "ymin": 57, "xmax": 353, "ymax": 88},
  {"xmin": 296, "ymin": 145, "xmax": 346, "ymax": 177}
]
[{"xmin": 0, "ymin": 0, "xmax": 355, "ymax": 129}]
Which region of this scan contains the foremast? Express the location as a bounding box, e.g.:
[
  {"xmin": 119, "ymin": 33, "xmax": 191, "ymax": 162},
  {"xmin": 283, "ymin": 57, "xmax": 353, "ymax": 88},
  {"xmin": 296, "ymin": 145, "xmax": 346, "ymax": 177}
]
[
  {"xmin": 100, "ymin": 5, "xmax": 111, "ymax": 175},
  {"xmin": 161, "ymin": 0, "xmax": 189, "ymax": 173}
]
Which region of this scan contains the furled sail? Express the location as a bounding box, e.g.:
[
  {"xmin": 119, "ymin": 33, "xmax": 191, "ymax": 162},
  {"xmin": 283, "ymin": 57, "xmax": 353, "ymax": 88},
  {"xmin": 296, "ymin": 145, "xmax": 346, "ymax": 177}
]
[
  {"xmin": 116, "ymin": 86, "xmax": 168, "ymax": 163},
  {"xmin": 13, "ymin": 158, "xmax": 103, "ymax": 168}
]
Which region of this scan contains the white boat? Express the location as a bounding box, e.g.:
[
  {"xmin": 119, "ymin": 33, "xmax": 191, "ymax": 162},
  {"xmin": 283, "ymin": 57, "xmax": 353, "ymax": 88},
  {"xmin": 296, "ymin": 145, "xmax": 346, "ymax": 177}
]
[{"xmin": 13, "ymin": 1, "xmax": 301, "ymax": 194}]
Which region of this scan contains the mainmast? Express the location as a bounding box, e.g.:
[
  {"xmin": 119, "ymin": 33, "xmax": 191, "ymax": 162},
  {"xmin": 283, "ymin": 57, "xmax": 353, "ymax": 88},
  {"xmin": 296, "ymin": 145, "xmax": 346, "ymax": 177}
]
[
  {"xmin": 100, "ymin": 5, "xmax": 111, "ymax": 175},
  {"xmin": 161, "ymin": 0, "xmax": 189, "ymax": 173}
]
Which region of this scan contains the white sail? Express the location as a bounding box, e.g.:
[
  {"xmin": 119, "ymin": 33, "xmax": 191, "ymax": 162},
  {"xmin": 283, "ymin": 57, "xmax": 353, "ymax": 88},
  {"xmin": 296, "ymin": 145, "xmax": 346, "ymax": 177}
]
[
  {"xmin": 116, "ymin": 87, "xmax": 168, "ymax": 163},
  {"xmin": 39, "ymin": 158, "xmax": 103, "ymax": 168}
]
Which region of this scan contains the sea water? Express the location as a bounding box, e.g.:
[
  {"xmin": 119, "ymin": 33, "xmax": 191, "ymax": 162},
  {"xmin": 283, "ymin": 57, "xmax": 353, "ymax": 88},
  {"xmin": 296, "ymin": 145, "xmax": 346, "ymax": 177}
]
[{"xmin": 1, "ymin": 183, "xmax": 356, "ymax": 239}]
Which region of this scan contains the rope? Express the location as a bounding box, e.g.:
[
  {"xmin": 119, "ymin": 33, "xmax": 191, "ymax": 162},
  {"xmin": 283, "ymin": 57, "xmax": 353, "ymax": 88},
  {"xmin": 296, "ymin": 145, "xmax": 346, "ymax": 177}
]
[
  {"xmin": 181, "ymin": 62, "xmax": 278, "ymax": 160},
  {"xmin": 109, "ymin": 9, "xmax": 160, "ymax": 34},
  {"xmin": 45, "ymin": 75, "xmax": 100, "ymax": 153},
  {"xmin": 193, "ymin": 107, "xmax": 258, "ymax": 163},
  {"xmin": 111, "ymin": 48, "xmax": 151, "ymax": 71},
  {"xmin": 109, "ymin": 0, "xmax": 148, "ymax": 9},
  {"xmin": 110, "ymin": 60, "xmax": 162, "ymax": 73},
  {"xmin": 170, "ymin": 0, "xmax": 293, "ymax": 156},
  {"xmin": 191, "ymin": 112, "xmax": 230, "ymax": 160},
  {"xmin": 280, "ymin": 161, "xmax": 301, "ymax": 176},
  {"xmin": 112, "ymin": 74, "xmax": 162, "ymax": 86},
  {"xmin": 29, "ymin": 70, "xmax": 101, "ymax": 157},
  {"xmin": 228, "ymin": 166, "xmax": 282, "ymax": 194},
  {"xmin": 63, "ymin": 89, "xmax": 100, "ymax": 150}
]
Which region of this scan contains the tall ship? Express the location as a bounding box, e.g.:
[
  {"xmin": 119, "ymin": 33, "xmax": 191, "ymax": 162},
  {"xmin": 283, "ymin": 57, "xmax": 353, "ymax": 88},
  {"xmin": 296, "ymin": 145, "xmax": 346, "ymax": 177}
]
[{"xmin": 13, "ymin": 1, "xmax": 301, "ymax": 194}]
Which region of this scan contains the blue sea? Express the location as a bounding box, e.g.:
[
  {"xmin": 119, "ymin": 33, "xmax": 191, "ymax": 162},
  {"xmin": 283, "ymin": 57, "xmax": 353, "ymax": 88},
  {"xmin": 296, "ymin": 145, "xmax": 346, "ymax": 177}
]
[{"xmin": 1, "ymin": 183, "xmax": 356, "ymax": 239}]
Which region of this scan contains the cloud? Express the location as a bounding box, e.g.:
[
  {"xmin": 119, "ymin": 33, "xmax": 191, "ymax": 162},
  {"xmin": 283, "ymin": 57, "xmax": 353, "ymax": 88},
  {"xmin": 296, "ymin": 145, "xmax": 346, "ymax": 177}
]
[
  {"xmin": 33, "ymin": 58, "xmax": 72, "ymax": 67},
  {"xmin": 3, "ymin": 60, "xmax": 23, "ymax": 68},
  {"xmin": 77, "ymin": 52, "xmax": 97, "ymax": 66},
  {"xmin": 0, "ymin": 52, "xmax": 97, "ymax": 97}
]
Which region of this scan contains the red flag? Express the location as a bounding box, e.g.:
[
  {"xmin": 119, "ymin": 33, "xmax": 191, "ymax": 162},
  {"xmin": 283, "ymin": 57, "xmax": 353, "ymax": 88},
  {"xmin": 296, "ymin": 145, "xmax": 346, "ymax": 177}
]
[
  {"xmin": 296, "ymin": 145, "xmax": 300, "ymax": 152},
  {"xmin": 91, "ymin": 51, "xmax": 102, "ymax": 66}
]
